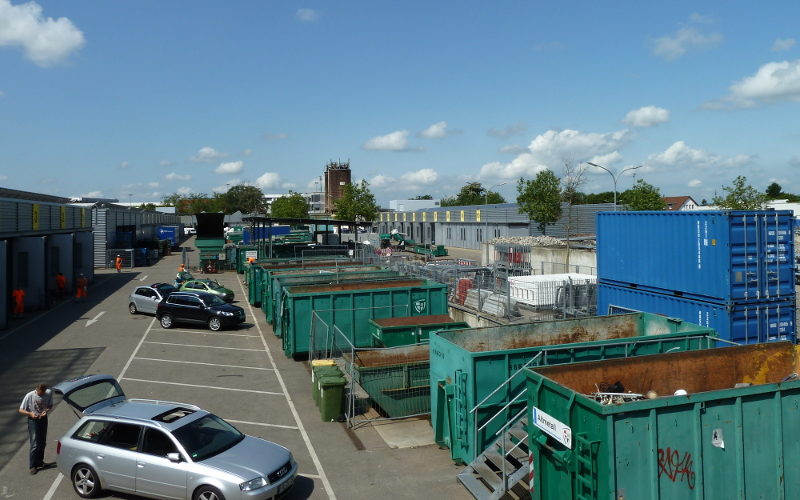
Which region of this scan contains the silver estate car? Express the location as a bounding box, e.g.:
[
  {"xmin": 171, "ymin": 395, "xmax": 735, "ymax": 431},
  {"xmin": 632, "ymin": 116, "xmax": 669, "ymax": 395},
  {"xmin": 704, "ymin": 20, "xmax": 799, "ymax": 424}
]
[
  {"xmin": 129, "ymin": 283, "xmax": 177, "ymax": 315},
  {"xmin": 54, "ymin": 375, "xmax": 296, "ymax": 500}
]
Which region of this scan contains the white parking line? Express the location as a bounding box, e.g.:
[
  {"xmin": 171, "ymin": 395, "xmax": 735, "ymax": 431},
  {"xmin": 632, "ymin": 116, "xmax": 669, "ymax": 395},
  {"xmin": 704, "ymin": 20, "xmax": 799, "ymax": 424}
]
[
  {"xmin": 150, "ymin": 328, "xmax": 261, "ymax": 338},
  {"xmin": 300, "ymin": 473, "xmax": 322, "ymax": 479},
  {"xmin": 45, "ymin": 316, "xmax": 159, "ymax": 499},
  {"xmin": 135, "ymin": 357, "xmax": 275, "ymax": 371},
  {"xmin": 235, "ymin": 278, "xmax": 337, "ymax": 499},
  {"xmin": 226, "ymin": 418, "xmax": 299, "ymax": 430},
  {"xmin": 144, "ymin": 341, "xmax": 264, "ymax": 352},
  {"xmin": 121, "ymin": 377, "xmax": 285, "ymax": 396}
]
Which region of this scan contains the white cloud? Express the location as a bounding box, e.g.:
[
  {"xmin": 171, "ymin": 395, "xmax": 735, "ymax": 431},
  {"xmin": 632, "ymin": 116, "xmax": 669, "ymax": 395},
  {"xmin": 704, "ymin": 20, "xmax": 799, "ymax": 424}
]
[
  {"xmin": 401, "ymin": 168, "xmax": 438, "ymax": 185},
  {"xmin": 772, "ymin": 38, "xmax": 796, "ymax": 52},
  {"xmin": 263, "ymin": 132, "xmax": 288, "ymax": 141},
  {"xmin": 622, "ymin": 106, "xmax": 670, "ymax": 127},
  {"xmin": 363, "ymin": 130, "xmax": 414, "ymax": 151},
  {"xmin": 242, "ymin": 148, "xmax": 253, "ymax": 157},
  {"xmin": 652, "ymin": 27, "xmax": 722, "ymax": 61},
  {"xmin": 255, "ymin": 172, "xmax": 281, "ymax": 189},
  {"xmin": 159, "ymin": 159, "xmax": 173, "ymax": 167},
  {"xmin": 480, "ymin": 128, "xmax": 632, "ymax": 180},
  {"xmin": 296, "ymin": 8, "xmax": 318, "ymax": 22},
  {"xmin": 649, "ymin": 140, "xmax": 753, "ymax": 169},
  {"xmin": 190, "ymin": 146, "xmax": 227, "ymax": 162},
  {"xmin": 281, "ymin": 182, "xmax": 296, "ymax": 189},
  {"xmin": 0, "ymin": 174, "xmax": 7, "ymax": 180},
  {"xmin": 419, "ymin": 121, "xmax": 451, "ymax": 139},
  {"xmin": 165, "ymin": 172, "xmax": 191, "ymax": 181},
  {"xmin": 215, "ymin": 160, "xmax": 244, "ymax": 174},
  {"xmin": 488, "ymin": 122, "xmax": 527, "ymax": 138},
  {"xmin": 499, "ymin": 144, "xmax": 528, "ymax": 154},
  {"xmin": 587, "ymin": 151, "xmax": 623, "ymax": 169},
  {"xmin": 688, "ymin": 13, "xmax": 712, "ymax": 24},
  {"xmin": 369, "ymin": 175, "xmax": 392, "ymax": 188},
  {"xmin": 177, "ymin": 186, "xmax": 191, "ymax": 195},
  {"xmin": 119, "ymin": 161, "xmax": 130, "ymax": 169},
  {"xmin": 712, "ymin": 59, "xmax": 800, "ymax": 108},
  {"xmin": 147, "ymin": 181, "xmax": 159, "ymax": 188},
  {"xmin": 0, "ymin": 0, "xmax": 85, "ymax": 67},
  {"xmin": 81, "ymin": 190, "xmax": 103, "ymax": 198},
  {"xmin": 688, "ymin": 179, "xmax": 702, "ymax": 187}
]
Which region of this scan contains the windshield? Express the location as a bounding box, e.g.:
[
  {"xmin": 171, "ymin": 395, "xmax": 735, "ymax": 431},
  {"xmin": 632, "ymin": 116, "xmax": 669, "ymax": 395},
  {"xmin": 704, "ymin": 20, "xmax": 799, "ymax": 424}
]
[
  {"xmin": 172, "ymin": 414, "xmax": 244, "ymax": 462},
  {"xmin": 200, "ymin": 294, "xmax": 226, "ymax": 307},
  {"xmin": 205, "ymin": 281, "xmax": 223, "ymax": 290}
]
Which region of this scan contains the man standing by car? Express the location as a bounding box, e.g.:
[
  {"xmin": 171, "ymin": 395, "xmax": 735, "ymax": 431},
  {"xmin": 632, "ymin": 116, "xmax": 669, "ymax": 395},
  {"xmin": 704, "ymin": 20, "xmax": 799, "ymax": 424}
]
[{"xmin": 18, "ymin": 384, "xmax": 53, "ymax": 474}]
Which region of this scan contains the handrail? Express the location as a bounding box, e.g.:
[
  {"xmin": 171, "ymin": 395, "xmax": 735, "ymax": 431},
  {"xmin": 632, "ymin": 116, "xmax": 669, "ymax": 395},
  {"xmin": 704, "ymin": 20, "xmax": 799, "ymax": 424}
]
[
  {"xmin": 470, "ymin": 351, "xmax": 543, "ymax": 414},
  {"xmin": 477, "ymin": 388, "xmax": 527, "ymax": 433}
]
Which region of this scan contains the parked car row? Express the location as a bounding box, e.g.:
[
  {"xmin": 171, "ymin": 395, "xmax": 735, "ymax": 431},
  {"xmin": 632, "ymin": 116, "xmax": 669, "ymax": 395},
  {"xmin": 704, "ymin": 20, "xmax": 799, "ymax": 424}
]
[{"xmin": 128, "ymin": 283, "xmax": 245, "ymax": 331}]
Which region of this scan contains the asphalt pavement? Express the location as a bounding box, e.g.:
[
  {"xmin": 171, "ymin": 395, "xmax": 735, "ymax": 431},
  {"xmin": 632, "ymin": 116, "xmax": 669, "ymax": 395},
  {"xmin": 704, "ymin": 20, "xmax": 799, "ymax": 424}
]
[{"xmin": 0, "ymin": 245, "xmax": 468, "ymax": 500}]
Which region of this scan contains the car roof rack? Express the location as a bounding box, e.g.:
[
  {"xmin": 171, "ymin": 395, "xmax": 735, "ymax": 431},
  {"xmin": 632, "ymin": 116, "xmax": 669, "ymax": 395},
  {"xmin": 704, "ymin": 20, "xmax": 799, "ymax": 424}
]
[{"xmin": 127, "ymin": 398, "xmax": 202, "ymax": 411}]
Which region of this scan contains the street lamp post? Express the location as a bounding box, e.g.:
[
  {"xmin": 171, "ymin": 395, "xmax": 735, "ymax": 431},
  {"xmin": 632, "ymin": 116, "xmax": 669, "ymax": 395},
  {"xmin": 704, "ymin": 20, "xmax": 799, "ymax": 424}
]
[{"xmin": 586, "ymin": 162, "xmax": 642, "ymax": 210}]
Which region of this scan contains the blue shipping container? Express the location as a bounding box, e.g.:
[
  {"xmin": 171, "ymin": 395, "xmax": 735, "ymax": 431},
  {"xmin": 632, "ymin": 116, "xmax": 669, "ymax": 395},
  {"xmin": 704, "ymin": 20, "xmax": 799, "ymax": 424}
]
[
  {"xmin": 597, "ymin": 210, "xmax": 795, "ymax": 302},
  {"xmin": 158, "ymin": 226, "xmax": 179, "ymax": 248},
  {"xmin": 242, "ymin": 226, "xmax": 291, "ymax": 244},
  {"xmin": 598, "ymin": 282, "xmax": 795, "ymax": 344}
]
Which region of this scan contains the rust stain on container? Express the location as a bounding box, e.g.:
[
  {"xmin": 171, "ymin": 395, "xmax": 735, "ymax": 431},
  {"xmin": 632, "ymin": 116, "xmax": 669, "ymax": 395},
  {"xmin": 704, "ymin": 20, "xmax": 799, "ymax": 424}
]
[
  {"xmin": 355, "ymin": 345, "xmax": 431, "ymax": 368},
  {"xmin": 260, "ymin": 260, "xmax": 352, "ymax": 271},
  {"xmin": 288, "ymin": 279, "xmax": 425, "ymax": 294},
  {"xmin": 372, "ymin": 314, "xmax": 455, "ymax": 327}
]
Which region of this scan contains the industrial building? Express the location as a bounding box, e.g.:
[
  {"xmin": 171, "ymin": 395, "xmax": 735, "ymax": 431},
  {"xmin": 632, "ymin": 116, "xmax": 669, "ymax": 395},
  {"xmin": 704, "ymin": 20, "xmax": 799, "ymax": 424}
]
[
  {"xmin": 377, "ymin": 202, "xmax": 615, "ymax": 250},
  {"xmin": 0, "ymin": 188, "xmax": 94, "ymax": 329},
  {"xmin": 324, "ymin": 160, "xmax": 351, "ymax": 213}
]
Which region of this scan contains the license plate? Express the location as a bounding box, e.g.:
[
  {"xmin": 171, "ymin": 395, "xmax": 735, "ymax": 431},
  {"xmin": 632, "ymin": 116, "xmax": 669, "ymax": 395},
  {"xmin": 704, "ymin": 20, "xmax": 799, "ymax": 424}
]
[{"xmin": 278, "ymin": 478, "xmax": 293, "ymax": 494}]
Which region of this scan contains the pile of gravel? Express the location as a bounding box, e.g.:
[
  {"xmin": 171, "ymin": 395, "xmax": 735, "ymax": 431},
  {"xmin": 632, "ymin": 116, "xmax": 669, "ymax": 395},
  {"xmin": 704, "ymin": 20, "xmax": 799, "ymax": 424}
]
[{"xmin": 488, "ymin": 235, "xmax": 566, "ymax": 247}]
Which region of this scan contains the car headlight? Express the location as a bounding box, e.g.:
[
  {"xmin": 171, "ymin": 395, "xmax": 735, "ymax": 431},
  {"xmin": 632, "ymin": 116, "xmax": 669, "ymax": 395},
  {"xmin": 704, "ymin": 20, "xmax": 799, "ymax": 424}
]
[
  {"xmin": 217, "ymin": 310, "xmax": 235, "ymax": 317},
  {"xmin": 240, "ymin": 476, "xmax": 268, "ymax": 491}
]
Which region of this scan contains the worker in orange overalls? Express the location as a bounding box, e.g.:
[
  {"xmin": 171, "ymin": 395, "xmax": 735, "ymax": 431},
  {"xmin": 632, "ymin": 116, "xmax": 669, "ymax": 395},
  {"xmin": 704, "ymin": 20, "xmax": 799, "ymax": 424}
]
[
  {"xmin": 178, "ymin": 263, "xmax": 185, "ymax": 272},
  {"xmin": 75, "ymin": 274, "xmax": 88, "ymax": 302},
  {"xmin": 12, "ymin": 287, "xmax": 25, "ymax": 318},
  {"xmin": 115, "ymin": 254, "xmax": 123, "ymax": 273},
  {"xmin": 55, "ymin": 272, "xmax": 66, "ymax": 300}
]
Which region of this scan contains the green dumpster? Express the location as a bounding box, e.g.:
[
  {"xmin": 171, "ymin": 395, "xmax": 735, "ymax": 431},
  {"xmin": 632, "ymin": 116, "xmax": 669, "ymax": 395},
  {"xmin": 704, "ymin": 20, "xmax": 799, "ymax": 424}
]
[
  {"xmin": 319, "ymin": 375, "xmax": 347, "ymax": 422},
  {"xmin": 368, "ymin": 314, "xmax": 470, "ymax": 347},
  {"xmin": 280, "ymin": 279, "xmax": 449, "ymax": 358},
  {"xmin": 430, "ymin": 312, "xmax": 719, "ymax": 464},
  {"xmin": 526, "ymin": 342, "xmax": 800, "ymax": 500},
  {"xmin": 352, "ymin": 345, "xmax": 431, "ymax": 418}
]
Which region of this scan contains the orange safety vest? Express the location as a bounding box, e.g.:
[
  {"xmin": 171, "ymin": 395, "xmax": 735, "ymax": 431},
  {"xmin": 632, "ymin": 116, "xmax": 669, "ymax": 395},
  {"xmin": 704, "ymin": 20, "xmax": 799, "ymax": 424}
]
[
  {"xmin": 12, "ymin": 289, "xmax": 25, "ymax": 314},
  {"xmin": 55, "ymin": 274, "xmax": 66, "ymax": 289},
  {"xmin": 76, "ymin": 277, "xmax": 88, "ymax": 298},
  {"xmin": 115, "ymin": 256, "xmax": 123, "ymax": 270}
]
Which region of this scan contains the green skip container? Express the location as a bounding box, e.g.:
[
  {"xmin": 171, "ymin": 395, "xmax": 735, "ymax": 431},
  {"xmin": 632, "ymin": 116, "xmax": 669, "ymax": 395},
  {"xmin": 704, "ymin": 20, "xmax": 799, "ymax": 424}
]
[
  {"xmin": 526, "ymin": 342, "xmax": 800, "ymax": 500},
  {"xmin": 430, "ymin": 312, "xmax": 718, "ymax": 464},
  {"xmin": 281, "ymin": 279, "xmax": 448, "ymax": 358},
  {"xmin": 368, "ymin": 314, "xmax": 470, "ymax": 347}
]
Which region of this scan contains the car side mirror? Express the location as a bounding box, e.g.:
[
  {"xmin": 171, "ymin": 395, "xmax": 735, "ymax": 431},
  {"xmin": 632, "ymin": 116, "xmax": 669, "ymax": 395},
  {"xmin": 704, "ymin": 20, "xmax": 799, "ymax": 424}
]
[{"xmin": 166, "ymin": 452, "xmax": 182, "ymax": 463}]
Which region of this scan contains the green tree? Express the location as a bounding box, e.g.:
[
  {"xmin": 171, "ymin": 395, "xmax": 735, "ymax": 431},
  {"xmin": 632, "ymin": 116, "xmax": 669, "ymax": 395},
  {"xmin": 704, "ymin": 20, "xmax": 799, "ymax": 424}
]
[
  {"xmin": 517, "ymin": 170, "xmax": 562, "ymax": 235},
  {"xmin": 411, "ymin": 194, "xmax": 433, "ymax": 200},
  {"xmin": 584, "ymin": 191, "xmax": 615, "ymax": 204},
  {"xmin": 334, "ymin": 180, "xmax": 380, "ymax": 221},
  {"xmin": 440, "ymin": 182, "xmax": 506, "ymax": 206},
  {"xmin": 270, "ymin": 191, "xmax": 310, "ymax": 218},
  {"xmin": 137, "ymin": 203, "xmax": 157, "ymax": 211},
  {"xmin": 220, "ymin": 185, "xmax": 268, "ymax": 214},
  {"xmin": 712, "ymin": 176, "xmax": 768, "ymax": 210},
  {"xmin": 161, "ymin": 192, "xmax": 184, "ymax": 207},
  {"xmin": 766, "ymin": 182, "xmax": 783, "ymax": 199},
  {"xmin": 619, "ymin": 179, "xmax": 665, "ymax": 210}
]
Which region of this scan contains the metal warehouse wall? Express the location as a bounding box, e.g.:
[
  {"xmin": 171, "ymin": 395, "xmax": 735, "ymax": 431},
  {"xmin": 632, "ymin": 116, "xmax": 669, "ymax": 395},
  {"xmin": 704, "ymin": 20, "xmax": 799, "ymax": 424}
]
[
  {"xmin": 0, "ymin": 199, "xmax": 91, "ymax": 235},
  {"xmin": 378, "ymin": 202, "xmax": 616, "ymax": 249}
]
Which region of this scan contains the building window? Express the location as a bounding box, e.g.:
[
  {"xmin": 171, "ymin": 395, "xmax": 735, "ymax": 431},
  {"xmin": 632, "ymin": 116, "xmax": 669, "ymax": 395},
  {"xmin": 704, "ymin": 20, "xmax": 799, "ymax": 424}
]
[
  {"xmin": 477, "ymin": 228, "xmax": 482, "ymax": 242},
  {"xmin": 460, "ymin": 228, "xmax": 466, "ymax": 240},
  {"xmin": 447, "ymin": 227, "xmax": 452, "ymax": 239}
]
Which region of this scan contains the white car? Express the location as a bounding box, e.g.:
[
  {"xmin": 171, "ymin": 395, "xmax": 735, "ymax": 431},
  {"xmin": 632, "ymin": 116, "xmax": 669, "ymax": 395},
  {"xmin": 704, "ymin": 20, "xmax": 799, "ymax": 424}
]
[
  {"xmin": 128, "ymin": 283, "xmax": 177, "ymax": 315},
  {"xmin": 54, "ymin": 374, "xmax": 297, "ymax": 500}
]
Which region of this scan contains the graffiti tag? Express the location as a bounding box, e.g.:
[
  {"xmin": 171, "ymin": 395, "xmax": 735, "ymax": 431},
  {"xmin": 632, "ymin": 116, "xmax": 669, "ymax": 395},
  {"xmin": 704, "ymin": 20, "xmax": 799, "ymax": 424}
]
[{"xmin": 658, "ymin": 448, "xmax": 695, "ymax": 490}]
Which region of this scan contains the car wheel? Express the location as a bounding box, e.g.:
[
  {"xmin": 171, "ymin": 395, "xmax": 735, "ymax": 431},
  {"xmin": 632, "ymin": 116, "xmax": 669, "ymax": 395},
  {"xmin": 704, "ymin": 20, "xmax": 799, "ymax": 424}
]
[
  {"xmin": 208, "ymin": 317, "xmax": 222, "ymax": 331},
  {"xmin": 193, "ymin": 485, "xmax": 225, "ymax": 500},
  {"xmin": 128, "ymin": 303, "xmax": 137, "ymax": 314},
  {"xmin": 71, "ymin": 464, "xmax": 101, "ymax": 498},
  {"xmin": 160, "ymin": 314, "xmax": 174, "ymax": 329}
]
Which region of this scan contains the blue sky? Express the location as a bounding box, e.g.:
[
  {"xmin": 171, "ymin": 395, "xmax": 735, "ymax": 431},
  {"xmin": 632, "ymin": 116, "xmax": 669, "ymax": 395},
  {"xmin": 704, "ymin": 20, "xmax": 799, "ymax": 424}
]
[{"xmin": 1, "ymin": 1, "xmax": 799, "ymax": 205}]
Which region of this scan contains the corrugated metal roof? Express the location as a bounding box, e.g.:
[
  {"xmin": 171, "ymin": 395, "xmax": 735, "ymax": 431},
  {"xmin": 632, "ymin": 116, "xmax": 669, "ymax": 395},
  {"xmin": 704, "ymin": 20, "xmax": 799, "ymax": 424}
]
[{"xmin": 0, "ymin": 187, "xmax": 71, "ymax": 204}]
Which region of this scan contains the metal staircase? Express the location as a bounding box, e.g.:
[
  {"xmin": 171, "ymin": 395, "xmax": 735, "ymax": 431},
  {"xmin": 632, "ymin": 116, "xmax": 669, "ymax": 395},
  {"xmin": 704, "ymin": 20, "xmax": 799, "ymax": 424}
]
[{"xmin": 457, "ymin": 417, "xmax": 531, "ymax": 500}]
